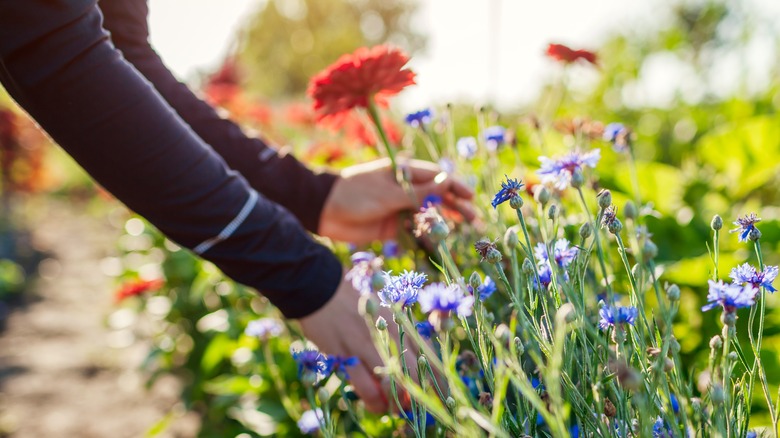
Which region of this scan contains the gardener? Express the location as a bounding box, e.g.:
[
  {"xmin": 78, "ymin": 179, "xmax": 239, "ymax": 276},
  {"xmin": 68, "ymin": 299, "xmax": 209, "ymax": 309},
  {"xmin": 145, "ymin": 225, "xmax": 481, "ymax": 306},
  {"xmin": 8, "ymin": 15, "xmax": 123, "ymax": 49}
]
[{"xmin": 0, "ymin": 0, "xmax": 473, "ymax": 413}]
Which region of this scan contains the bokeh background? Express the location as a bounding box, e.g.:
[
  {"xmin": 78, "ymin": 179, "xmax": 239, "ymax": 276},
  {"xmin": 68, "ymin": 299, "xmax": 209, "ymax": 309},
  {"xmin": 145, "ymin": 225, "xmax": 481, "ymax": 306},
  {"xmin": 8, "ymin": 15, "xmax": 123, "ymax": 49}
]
[{"xmin": 1, "ymin": 0, "xmax": 780, "ymax": 436}]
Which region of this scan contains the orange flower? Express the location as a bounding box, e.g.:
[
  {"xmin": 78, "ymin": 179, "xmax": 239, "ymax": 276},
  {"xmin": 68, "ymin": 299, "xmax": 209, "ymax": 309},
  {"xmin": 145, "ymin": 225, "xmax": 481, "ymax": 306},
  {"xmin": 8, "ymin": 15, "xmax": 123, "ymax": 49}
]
[
  {"xmin": 114, "ymin": 279, "xmax": 164, "ymax": 302},
  {"xmin": 546, "ymin": 43, "xmax": 597, "ymax": 65},
  {"xmin": 308, "ymin": 45, "xmax": 416, "ymax": 125}
]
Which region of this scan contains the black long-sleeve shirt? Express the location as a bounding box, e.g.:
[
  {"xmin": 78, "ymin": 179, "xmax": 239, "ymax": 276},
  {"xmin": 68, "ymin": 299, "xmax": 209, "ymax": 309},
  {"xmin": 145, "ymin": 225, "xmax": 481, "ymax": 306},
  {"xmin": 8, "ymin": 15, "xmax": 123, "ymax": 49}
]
[{"xmin": 0, "ymin": 0, "xmax": 341, "ymax": 318}]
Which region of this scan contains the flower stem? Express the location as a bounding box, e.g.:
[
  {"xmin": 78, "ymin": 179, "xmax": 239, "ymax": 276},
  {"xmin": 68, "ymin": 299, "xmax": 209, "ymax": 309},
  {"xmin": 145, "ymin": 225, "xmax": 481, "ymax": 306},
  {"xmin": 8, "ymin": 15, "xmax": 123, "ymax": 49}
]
[
  {"xmin": 577, "ymin": 187, "xmax": 612, "ymax": 298},
  {"xmin": 366, "ymin": 99, "xmax": 400, "ymax": 182}
]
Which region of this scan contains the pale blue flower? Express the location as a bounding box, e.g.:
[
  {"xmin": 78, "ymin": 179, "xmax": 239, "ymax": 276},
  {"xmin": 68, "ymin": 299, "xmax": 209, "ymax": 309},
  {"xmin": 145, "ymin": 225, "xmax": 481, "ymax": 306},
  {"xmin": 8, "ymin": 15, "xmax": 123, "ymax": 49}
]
[
  {"xmin": 537, "ymin": 149, "xmax": 600, "ymax": 190},
  {"xmin": 298, "ymin": 408, "xmax": 324, "ymax": 434},
  {"xmin": 730, "ymin": 263, "xmax": 777, "ymax": 292},
  {"xmin": 599, "ymin": 305, "xmax": 638, "ymax": 330},
  {"xmin": 701, "ymin": 280, "xmax": 756, "ymax": 312},
  {"xmin": 418, "ymin": 282, "xmax": 474, "ymax": 318},
  {"xmin": 378, "ymin": 270, "xmax": 427, "ymax": 308},
  {"xmin": 457, "ymin": 137, "xmax": 478, "ymax": 159}
]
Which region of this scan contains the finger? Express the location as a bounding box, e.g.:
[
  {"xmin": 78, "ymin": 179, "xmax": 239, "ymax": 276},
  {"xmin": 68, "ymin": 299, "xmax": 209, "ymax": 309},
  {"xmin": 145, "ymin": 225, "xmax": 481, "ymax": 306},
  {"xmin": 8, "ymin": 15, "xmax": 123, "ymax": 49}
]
[{"xmin": 349, "ymin": 362, "xmax": 388, "ymax": 413}]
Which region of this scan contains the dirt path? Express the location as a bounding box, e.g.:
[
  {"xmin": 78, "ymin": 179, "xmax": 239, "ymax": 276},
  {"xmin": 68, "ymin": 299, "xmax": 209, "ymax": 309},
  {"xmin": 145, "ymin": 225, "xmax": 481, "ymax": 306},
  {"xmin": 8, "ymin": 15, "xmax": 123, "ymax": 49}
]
[{"xmin": 0, "ymin": 201, "xmax": 197, "ymax": 438}]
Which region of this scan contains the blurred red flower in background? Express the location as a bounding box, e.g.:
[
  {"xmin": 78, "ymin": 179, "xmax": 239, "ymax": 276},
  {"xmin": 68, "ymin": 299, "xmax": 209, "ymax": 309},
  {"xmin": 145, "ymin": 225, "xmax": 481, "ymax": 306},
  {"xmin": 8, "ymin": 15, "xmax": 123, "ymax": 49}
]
[
  {"xmin": 308, "ymin": 45, "xmax": 416, "ymax": 125},
  {"xmin": 546, "ymin": 43, "xmax": 598, "ymax": 65},
  {"xmin": 204, "ymin": 58, "xmax": 242, "ymax": 106},
  {"xmin": 115, "ymin": 279, "xmax": 164, "ymax": 302}
]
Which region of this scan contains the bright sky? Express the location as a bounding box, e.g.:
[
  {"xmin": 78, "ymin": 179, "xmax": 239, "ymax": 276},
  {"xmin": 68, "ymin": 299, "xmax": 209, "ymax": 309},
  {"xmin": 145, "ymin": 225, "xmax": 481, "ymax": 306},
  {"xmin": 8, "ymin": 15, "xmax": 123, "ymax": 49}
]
[{"xmin": 148, "ymin": 0, "xmax": 779, "ymax": 109}]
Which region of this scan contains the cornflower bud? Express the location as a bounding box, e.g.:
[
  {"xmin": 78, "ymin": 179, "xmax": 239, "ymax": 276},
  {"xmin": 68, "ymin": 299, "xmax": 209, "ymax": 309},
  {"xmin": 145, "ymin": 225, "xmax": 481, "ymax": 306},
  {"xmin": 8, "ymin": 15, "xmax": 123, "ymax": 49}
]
[
  {"xmin": 446, "ymin": 397, "xmax": 456, "ymax": 411},
  {"xmin": 608, "ymin": 218, "xmax": 623, "ymax": 235},
  {"xmin": 371, "ymin": 272, "xmax": 386, "ymax": 291},
  {"xmin": 571, "ymin": 168, "xmax": 585, "ymax": 188},
  {"xmin": 579, "ymin": 222, "xmax": 592, "ymax": 240},
  {"xmin": 547, "ymin": 204, "xmax": 558, "ymax": 221},
  {"xmin": 727, "ymin": 352, "xmax": 738, "ymax": 361},
  {"xmin": 709, "ymin": 335, "xmax": 723, "ymax": 350},
  {"xmin": 598, "ymin": 190, "xmax": 612, "ymax": 210},
  {"xmin": 317, "ymin": 387, "xmax": 330, "ymax": 404},
  {"xmin": 642, "ymin": 240, "xmax": 658, "ymax": 260},
  {"xmin": 514, "ymin": 337, "xmax": 525, "ymax": 355},
  {"xmin": 670, "ymin": 337, "xmax": 681, "ymax": 354},
  {"xmin": 666, "ymin": 284, "xmax": 680, "ymax": 302},
  {"xmin": 535, "ymin": 186, "xmax": 551, "ymax": 206},
  {"xmin": 495, "ymin": 324, "xmax": 511, "ymax": 344},
  {"xmin": 711, "ymin": 214, "xmax": 723, "ymax": 231},
  {"xmin": 430, "ymin": 222, "xmax": 450, "ymax": 242},
  {"xmin": 362, "ymin": 296, "xmax": 379, "ymax": 317},
  {"xmin": 710, "ymin": 384, "xmax": 725, "ymax": 405},
  {"xmin": 469, "ymin": 271, "xmax": 482, "ymax": 291},
  {"xmin": 418, "ymin": 355, "xmax": 428, "ymax": 369},
  {"xmin": 509, "ymin": 195, "xmax": 523, "ymax": 210},
  {"xmin": 623, "ymin": 200, "xmax": 637, "ymax": 220},
  {"xmin": 748, "ymin": 227, "xmax": 762, "ymax": 242},
  {"xmin": 522, "ymin": 258, "xmax": 534, "ymax": 275},
  {"xmin": 376, "ymin": 316, "xmax": 388, "ymax": 331},
  {"xmin": 504, "ymin": 227, "xmax": 518, "ymax": 250},
  {"xmin": 486, "ymin": 248, "xmax": 503, "ymax": 264},
  {"xmin": 721, "ymin": 311, "xmax": 737, "ymax": 327}
]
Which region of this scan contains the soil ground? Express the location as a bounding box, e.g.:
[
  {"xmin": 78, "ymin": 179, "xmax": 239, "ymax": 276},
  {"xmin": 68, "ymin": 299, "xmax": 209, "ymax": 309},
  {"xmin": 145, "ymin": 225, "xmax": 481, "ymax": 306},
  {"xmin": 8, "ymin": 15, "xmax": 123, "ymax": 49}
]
[{"xmin": 0, "ymin": 201, "xmax": 198, "ymax": 438}]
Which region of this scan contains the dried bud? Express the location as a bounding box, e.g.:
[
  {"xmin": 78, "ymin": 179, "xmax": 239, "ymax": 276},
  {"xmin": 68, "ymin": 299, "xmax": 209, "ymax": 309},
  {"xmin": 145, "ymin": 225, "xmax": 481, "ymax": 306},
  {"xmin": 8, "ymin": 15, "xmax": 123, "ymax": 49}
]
[
  {"xmin": 547, "ymin": 204, "xmax": 558, "ymax": 220},
  {"xmin": 478, "ymin": 392, "xmax": 493, "ymax": 407},
  {"xmin": 642, "ymin": 240, "xmax": 658, "ymax": 260},
  {"xmin": 376, "ymin": 316, "xmax": 388, "ymax": 331},
  {"xmin": 474, "ymin": 238, "xmax": 499, "ymax": 261},
  {"xmin": 522, "ymin": 258, "xmax": 534, "ymax": 275},
  {"xmin": 571, "ymin": 168, "xmax": 585, "ymax": 188},
  {"xmin": 711, "ymin": 214, "xmax": 723, "ymax": 231},
  {"xmin": 748, "ymin": 227, "xmax": 762, "ymax": 242},
  {"xmin": 598, "ymin": 190, "xmax": 613, "ymax": 210},
  {"xmin": 624, "ymin": 200, "xmax": 637, "ymax": 220},
  {"xmin": 535, "ymin": 186, "xmax": 551, "ymax": 206},
  {"xmin": 603, "ymin": 399, "xmax": 617, "ymax": 418},
  {"xmin": 509, "ymin": 195, "xmax": 524, "ymax": 210},
  {"xmin": 608, "ymin": 218, "xmax": 623, "ymax": 235},
  {"xmin": 486, "ymin": 248, "xmax": 503, "ymax": 264},
  {"xmin": 579, "ymin": 222, "xmax": 592, "ymax": 240},
  {"xmin": 504, "ymin": 227, "xmax": 518, "ymax": 250},
  {"xmin": 666, "ymin": 284, "xmax": 680, "ymax": 302},
  {"xmin": 709, "ymin": 335, "xmax": 723, "ymax": 350}
]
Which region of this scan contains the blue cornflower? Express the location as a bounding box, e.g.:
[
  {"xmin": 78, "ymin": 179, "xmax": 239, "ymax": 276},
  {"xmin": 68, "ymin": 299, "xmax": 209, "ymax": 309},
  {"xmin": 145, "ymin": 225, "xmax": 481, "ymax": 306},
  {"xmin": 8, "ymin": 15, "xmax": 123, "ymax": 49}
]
[
  {"xmin": 324, "ymin": 355, "xmax": 359, "ymax": 379},
  {"xmin": 416, "ymin": 321, "xmax": 434, "ymax": 339},
  {"xmin": 731, "ymin": 213, "xmax": 761, "ymax": 242},
  {"xmin": 598, "ymin": 305, "xmax": 638, "ymax": 330},
  {"xmin": 422, "ymin": 194, "xmax": 443, "ymax": 208},
  {"xmin": 730, "ymin": 263, "xmax": 778, "ymax": 293},
  {"xmin": 345, "ymin": 251, "xmax": 383, "ymax": 295},
  {"xmin": 418, "ymin": 283, "xmax": 474, "ymax": 318},
  {"xmin": 652, "ymin": 416, "xmax": 673, "ymax": 438},
  {"xmin": 456, "ymin": 137, "xmax": 478, "ymax": 159},
  {"xmin": 483, "ymin": 126, "xmax": 505, "ymax": 151},
  {"xmin": 491, "ymin": 176, "xmax": 524, "ymax": 209},
  {"xmin": 382, "ymin": 240, "xmax": 400, "ymax": 259},
  {"xmin": 534, "ymin": 239, "xmax": 579, "ymax": 269},
  {"xmin": 297, "ymin": 408, "xmax": 324, "ymax": 434},
  {"xmin": 603, "ymin": 122, "xmax": 631, "ymax": 152},
  {"xmin": 292, "ymin": 349, "xmax": 327, "ymax": 376},
  {"xmin": 702, "ymin": 280, "xmax": 756, "ymax": 312},
  {"xmin": 405, "ymin": 108, "xmax": 433, "ymax": 128},
  {"xmin": 438, "ymin": 157, "xmax": 455, "ymax": 174},
  {"xmin": 533, "ymin": 263, "xmax": 553, "ymax": 290},
  {"xmin": 244, "ymin": 318, "xmax": 284, "ymax": 340},
  {"xmin": 477, "ymin": 276, "xmax": 497, "ymax": 300},
  {"xmin": 670, "ymin": 394, "xmax": 680, "ymax": 414},
  {"xmin": 747, "ymin": 432, "xmax": 757, "ymax": 438},
  {"xmin": 377, "ymin": 270, "xmax": 427, "ymax": 308},
  {"xmin": 537, "ymin": 149, "xmax": 600, "ymax": 190}
]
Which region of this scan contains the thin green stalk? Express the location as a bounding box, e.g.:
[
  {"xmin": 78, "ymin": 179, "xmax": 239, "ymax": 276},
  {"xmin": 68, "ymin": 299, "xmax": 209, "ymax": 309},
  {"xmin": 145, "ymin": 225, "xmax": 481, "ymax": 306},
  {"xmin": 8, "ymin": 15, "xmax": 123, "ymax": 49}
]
[
  {"xmin": 366, "ymin": 100, "xmax": 398, "ymax": 182},
  {"xmin": 576, "ymin": 187, "xmax": 612, "ymax": 298}
]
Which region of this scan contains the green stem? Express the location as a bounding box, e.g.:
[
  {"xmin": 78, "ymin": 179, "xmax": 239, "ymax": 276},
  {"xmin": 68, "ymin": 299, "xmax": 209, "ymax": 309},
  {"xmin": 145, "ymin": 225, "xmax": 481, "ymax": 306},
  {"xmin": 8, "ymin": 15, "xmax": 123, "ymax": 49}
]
[
  {"xmin": 366, "ymin": 100, "xmax": 399, "ymax": 183},
  {"xmin": 576, "ymin": 187, "xmax": 612, "ymax": 298}
]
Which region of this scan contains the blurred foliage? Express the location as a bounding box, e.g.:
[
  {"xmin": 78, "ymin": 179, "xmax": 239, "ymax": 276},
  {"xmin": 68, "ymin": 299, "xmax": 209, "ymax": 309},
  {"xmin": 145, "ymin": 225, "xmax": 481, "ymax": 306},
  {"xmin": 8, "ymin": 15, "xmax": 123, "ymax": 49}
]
[{"xmin": 236, "ymin": 0, "xmax": 425, "ymax": 99}]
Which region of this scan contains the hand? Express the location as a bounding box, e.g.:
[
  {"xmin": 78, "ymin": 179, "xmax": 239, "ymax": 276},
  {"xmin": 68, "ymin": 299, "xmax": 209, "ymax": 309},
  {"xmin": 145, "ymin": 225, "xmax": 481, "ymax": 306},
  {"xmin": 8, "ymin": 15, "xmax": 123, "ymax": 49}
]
[
  {"xmin": 298, "ymin": 272, "xmax": 421, "ymax": 413},
  {"xmin": 318, "ymin": 158, "xmax": 475, "ymax": 244}
]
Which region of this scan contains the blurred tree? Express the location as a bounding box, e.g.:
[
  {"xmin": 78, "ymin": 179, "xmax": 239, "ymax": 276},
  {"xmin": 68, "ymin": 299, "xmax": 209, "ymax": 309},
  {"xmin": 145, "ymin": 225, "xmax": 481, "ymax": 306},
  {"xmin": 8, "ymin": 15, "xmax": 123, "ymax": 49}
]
[{"xmin": 235, "ymin": 0, "xmax": 425, "ymax": 99}]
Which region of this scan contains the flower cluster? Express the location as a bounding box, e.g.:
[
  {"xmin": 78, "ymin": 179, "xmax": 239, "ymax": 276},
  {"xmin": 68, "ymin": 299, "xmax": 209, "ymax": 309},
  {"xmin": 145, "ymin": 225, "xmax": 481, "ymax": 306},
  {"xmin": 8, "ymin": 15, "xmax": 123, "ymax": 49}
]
[
  {"xmin": 598, "ymin": 305, "xmax": 639, "ymax": 330},
  {"xmin": 537, "ymin": 150, "xmax": 600, "ymax": 190}
]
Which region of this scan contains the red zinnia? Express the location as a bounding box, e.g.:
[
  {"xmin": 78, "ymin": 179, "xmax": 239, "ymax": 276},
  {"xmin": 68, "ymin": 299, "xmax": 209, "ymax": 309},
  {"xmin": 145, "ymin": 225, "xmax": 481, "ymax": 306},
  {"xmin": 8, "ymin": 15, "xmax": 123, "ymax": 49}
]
[
  {"xmin": 546, "ymin": 43, "xmax": 598, "ymax": 65},
  {"xmin": 114, "ymin": 279, "xmax": 164, "ymax": 302},
  {"xmin": 307, "ymin": 45, "xmax": 416, "ymax": 125}
]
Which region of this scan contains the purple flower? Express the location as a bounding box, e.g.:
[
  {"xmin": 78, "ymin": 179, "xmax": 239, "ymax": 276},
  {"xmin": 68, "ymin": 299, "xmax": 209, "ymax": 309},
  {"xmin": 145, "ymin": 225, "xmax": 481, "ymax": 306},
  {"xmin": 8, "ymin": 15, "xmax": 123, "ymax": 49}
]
[
  {"xmin": 601, "ymin": 205, "xmax": 619, "ymax": 229},
  {"xmin": 244, "ymin": 318, "xmax": 284, "ymax": 340},
  {"xmin": 537, "ymin": 149, "xmax": 600, "ymax": 190},
  {"xmin": 598, "ymin": 305, "xmax": 638, "ymax": 330},
  {"xmin": 603, "ymin": 122, "xmax": 631, "ymax": 152},
  {"xmin": 457, "ymin": 137, "xmax": 478, "ymax": 159},
  {"xmin": 491, "ymin": 176, "xmax": 524, "ymax": 209},
  {"xmin": 418, "ymin": 283, "xmax": 474, "ymax": 318},
  {"xmin": 730, "ymin": 263, "xmax": 777, "ymax": 293},
  {"xmin": 297, "ymin": 408, "xmax": 324, "ymax": 434},
  {"xmin": 345, "ymin": 251, "xmax": 383, "ymax": 295},
  {"xmin": 652, "ymin": 416, "xmax": 672, "ymax": 438},
  {"xmin": 292, "ymin": 349, "xmax": 327, "ymax": 376},
  {"xmin": 378, "ymin": 270, "xmax": 427, "ymax": 308},
  {"xmin": 731, "ymin": 213, "xmax": 761, "ymax": 242},
  {"xmin": 416, "ymin": 321, "xmax": 434, "ymax": 339},
  {"xmin": 534, "ymin": 239, "xmax": 579, "ymax": 269},
  {"xmin": 483, "ymin": 126, "xmax": 505, "ymax": 151},
  {"xmin": 533, "ymin": 263, "xmax": 553, "ymax": 290},
  {"xmin": 477, "ymin": 276, "xmax": 497, "ymax": 300},
  {"xmin": 324, "ymin": 355, "xmax": 359, "ymax": 379},
  {"xmin": 405, "ymin": 108, "xmax": 433, "ymax": 128},
  {"xmin": 701, "ymin": 280, "xmax": 756, "ymax": 312},
  {"xmin": 438, "ymin": 157, "xmax": 455, "ymax": 174},
  {"xmin": 422, "ymin": 194, "xmax": 443, "ymax": 208},
  {"xmin": 382, "ymin": 240, "xmax": 400, "ymax": 259}
]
